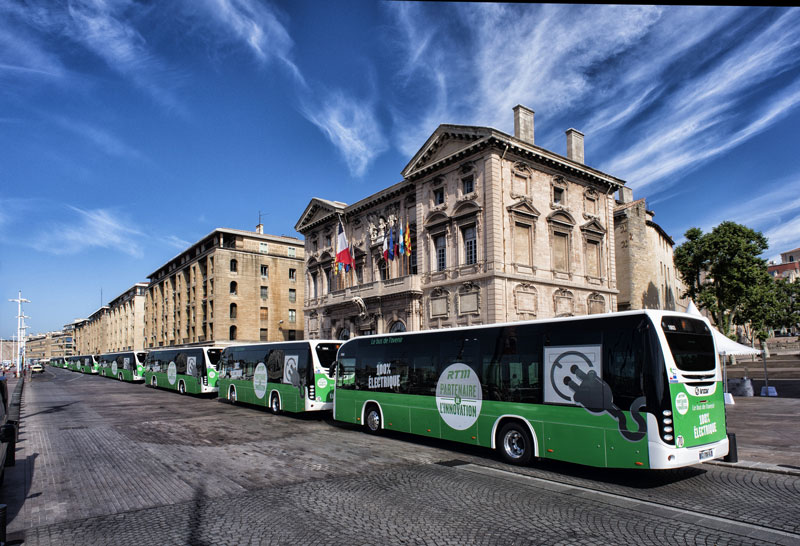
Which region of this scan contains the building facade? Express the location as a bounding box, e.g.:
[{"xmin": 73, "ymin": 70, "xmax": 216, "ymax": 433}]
[
  {"xmin": 144, "ymin": 227, "xmax": 304, "ymax": 347},
  {"xmin": 26, "ymin": 330, "xmax": 76, "ymax": 360},
  {"xmin": 107, "ymin": 283, "xmax": 148, "ymax": 352},
  {"xmin": 768, "ymin": 247, "xmax": 800, "ymax": 282},
  {"xmin": 297, "ymin": 105, "xmax": 624, "ymax": 339},
  {"xmin": 614, "ymin": 188, "xmax": 688, "ymax": 312}
]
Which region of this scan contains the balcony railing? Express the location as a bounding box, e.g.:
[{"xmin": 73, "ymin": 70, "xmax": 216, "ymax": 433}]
[{"xmin": 305, "ymin": 274, "xmax": 421, "ymax": 308}]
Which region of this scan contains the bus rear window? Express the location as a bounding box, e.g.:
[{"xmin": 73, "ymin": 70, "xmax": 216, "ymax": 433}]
[
  {"xmin": 315, "ymin": 343, "xmax": 339, "ymax": 369},
  {"xmin": 207, "ymin": 349, "xmax": 222, "ymax": 366},
  {"xmin": 661, "ymin": 317, "xmax": 715, "ymax": 372}
]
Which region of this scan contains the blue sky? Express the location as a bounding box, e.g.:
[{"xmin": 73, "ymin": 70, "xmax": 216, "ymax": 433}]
[{"xmin": 2, "ymin": 2, "xmax": 800, "ymax": 338}]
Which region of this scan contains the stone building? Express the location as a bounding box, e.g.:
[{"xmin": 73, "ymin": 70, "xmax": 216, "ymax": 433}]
[
  {"xmin": 107, "ymin": 283, "xmax": 148, "ymax": 352},
  {"xmin": 297, "ymin": 105, "xmax": 625, "ymax": 339},
  {"xmin": 26, "ymin": 330, "xmax": 76, "ymax": 360},
  {"xmin": 613, "ymin": 188, "xmax": 687, "ymax": 312},
  {"xmin": 80, "ymin": 306, "xmax": 109, "ymax": 354},
  {"xmin": 768, "ymin": 247, "xmax": 800, "ymax": 282},
  {"xmin": 144, "ymin": 227, "xmax": 304, "ymax": 347}
]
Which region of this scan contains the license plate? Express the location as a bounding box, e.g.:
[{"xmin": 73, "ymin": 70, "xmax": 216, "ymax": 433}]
[{"xmin": 699, "ymin": 448, "xmax": 714, "ymax": 461}]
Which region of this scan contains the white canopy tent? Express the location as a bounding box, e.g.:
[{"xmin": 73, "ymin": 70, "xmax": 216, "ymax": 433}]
[{"xmin": 684, "ymin": 300, "xmax": 762, "ymax": 404}]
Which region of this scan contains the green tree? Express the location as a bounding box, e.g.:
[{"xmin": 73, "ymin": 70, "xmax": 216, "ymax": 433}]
[{"xmin": 674, "ymin": 221, "xmax": 769, "ymax": 337}]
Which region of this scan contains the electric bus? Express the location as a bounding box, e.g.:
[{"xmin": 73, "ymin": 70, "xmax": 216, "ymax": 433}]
[
  {"xmin": 98, "ymin": 351, "xmax": 148, "ymax": 382},
  {"xmin": 144, "ymin": 347, "xmax": 223, "ymax": 394},
  {"xmin": 331, "ymin": 310, "xmax": 729, "ymax": 470},
  {"xmin": 78, "ymin": 354, "xmax": 99, "ymax": 374},
  {"xmin": 218, "ymin": 341, "xmax": 340, "ymax": 413},
  {"xmin": 50, "ymin": 357, "xmax": 66, "ymax": 369}
]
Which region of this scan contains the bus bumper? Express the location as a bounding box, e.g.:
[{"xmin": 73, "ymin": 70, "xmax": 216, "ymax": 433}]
[{"xmin": 648, "ymin": 437, "xmax": 729, "ymax": 469}]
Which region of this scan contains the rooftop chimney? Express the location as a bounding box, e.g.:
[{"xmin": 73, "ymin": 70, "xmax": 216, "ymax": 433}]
[
  {"xmin": 566, "ymin": 128, "xmax": 584, "ymax": 163},
  {"xmin": 256, "ymin": 223, "xmax": 264, "ymax": 234},
  {"xmin": 513, "ymin": 105, "xmax": 534, "ymax": 145},
  {"xmin": 618, "ymin": 187, "xmax": 633, "ymax": 204}
]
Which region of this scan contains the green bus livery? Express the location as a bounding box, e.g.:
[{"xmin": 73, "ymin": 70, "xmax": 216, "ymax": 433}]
[
  {"xmin": 144, "ymin": 347, "xmax": 223, "ymax": 395},
  {"xmin": 218, "ymin": 341, "xmax": 339, "ymax": 413},
  {"xmin": 332, "ymin": 310, "xmax": 728, "ymax": 470},
  {"xmin": 98, "ymin": 351, "xmax": 148, "ymax": 382},
  {"xmin": 50, "ymin": 357, "xmax": 66, "ymax": 369},
  {"xmin": 67, "ymin": 355, "xmax": 98, "ymax": 373}
]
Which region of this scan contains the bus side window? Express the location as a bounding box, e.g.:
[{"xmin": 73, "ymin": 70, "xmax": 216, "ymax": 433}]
[
  {"xmin": 410, "ymin": 355, "xmax": 437, "ymax": 395},
  {"xmin": 266, "ymin": 349, "xmax": 284, "ymax": 382},
  {"xmin": 603, "ymin": 323, "xmax": 644, "ymax": 408}
]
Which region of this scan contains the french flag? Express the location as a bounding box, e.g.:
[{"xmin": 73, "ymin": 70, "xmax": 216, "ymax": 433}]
[{"xmin": 336, "ymin": 221, "xmax": 354, "ymax": 269}]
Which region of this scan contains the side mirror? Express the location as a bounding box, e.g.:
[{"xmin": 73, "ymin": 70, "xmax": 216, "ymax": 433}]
[
  {"xmin": 0, "ymin": 423, "xmax": 16, "ymax": 443},
  {"xmin": 327, "ymin": 362, "xmax": 339, "ymax": 379}
]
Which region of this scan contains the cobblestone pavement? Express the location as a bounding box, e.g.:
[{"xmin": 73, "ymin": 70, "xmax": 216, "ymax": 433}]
[{"xmin": 2, "ymin": 367, "xmax": 799, "ymax": 545}]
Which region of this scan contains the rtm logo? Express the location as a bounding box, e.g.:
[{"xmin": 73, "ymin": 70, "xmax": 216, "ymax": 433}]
[{"xmin": 447, "ymin": 369, "xmax": 471, "ymax": 380}]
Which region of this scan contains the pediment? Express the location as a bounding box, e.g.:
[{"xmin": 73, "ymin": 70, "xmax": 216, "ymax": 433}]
[
  {"xmin": 581, "ymin": 218, "xmax": 606, "ymax": 234},
  {"xmin": 547, "ymin": 210, "xmax": 576, "ymax": 226},
  {"xmin": 453, "ymin": 200, "xmax": 482, "ymax": 218},
  {"xmin": 507, "ymin": 200, "xmax": 540, "ymax": 219},
  {"xmin": 402, "ymin": 125, "xmax": 491, "ymax": 179},
  {"xmin": 295, "ymin": 198, "xmax": 347, "ymax": 233},
  {"xmin": 424, "ymin": 210, "xmax": 450, "ymax": 229}
]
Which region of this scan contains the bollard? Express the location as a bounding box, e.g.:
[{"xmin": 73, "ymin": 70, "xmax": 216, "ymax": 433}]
[
  {"xmin": 0, "ymin": 503, "xmax": 6, "ymax": 545},
  {"xmin": 724, "ymin": 433, "xmax": 738, "ymax": 463}
]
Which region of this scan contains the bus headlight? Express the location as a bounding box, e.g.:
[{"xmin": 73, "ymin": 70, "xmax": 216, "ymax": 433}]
[
  {"xmin": 664, "ymin": 434, "xmax": 674, "ymax": 441},
  {"xmin": 664, "ymin": 426, "xmax": 673, "ymax": 433},
  {"xmin": 662, "ymin": 410, "xmax": 672, "ymax": 417},
  {"xmin": 663, "ymin": 418, "xmax": 672, "ymax": 425}
]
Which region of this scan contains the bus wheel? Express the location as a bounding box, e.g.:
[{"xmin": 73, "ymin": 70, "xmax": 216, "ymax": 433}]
[
  {"xmin": 118, "ymin": 373, "xmax": 124, "ymax": 381},
  {"xmin": 497, "ymin": 422, "xmax": 533, "ymax": 465},
  {"xmin": 270, "ymin": 394, "xmax": 280, "ymax": 414},
  {"xmin": 365, "ymin": 405, "xmax": 381, "ymax": 433},
  {"xmin": 178, "ymin": 381, "xmax": 186, "ymax": 395},
  {"xmin": 151, "ymin": 376, "xmax": 157, "ymax": 388},
  {"xmin": 229, "ymin": 386, "xmax": 237, "ymax": 404}
]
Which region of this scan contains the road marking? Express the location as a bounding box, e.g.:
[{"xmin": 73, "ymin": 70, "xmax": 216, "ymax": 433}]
[{"xmin": 456, "ymin": 463, "xmax": 800, "ymax": 544}]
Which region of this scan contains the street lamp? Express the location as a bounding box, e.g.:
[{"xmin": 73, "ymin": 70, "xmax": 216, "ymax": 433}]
[{"xmin": 9, "ymin": 291, "xmax": 31, "ymax": 378}]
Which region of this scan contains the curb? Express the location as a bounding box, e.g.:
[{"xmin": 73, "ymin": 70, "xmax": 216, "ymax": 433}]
[{"xmin": 706, "ymin": 459, "xmax": 800, "ymax": 477}]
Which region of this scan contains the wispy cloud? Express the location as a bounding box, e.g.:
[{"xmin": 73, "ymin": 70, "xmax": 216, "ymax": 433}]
[
  {"xmin": 163, "ymin": 235, "xmax": 192, "ymax": 250},
  {"xmin": 1, "ymin": 0, "xmax": 183, "ymax": 112},
  {"xmin": 301, "ymin": 90, "xmax": 388, "ymax": 178},
  {"xmin": 191, "ymin": 0, "xmax": 305, "ymax": 86},
  {"xmin": 672, "ymin": 175, "xmax": 800, "ymax": 256},
  {"xmin": 50, "ymin": 115, "xmax": 143, "ymax": 159},
  {"xmin": 31, "ymin": 206, "xmax": 144, "ymax": 258}
]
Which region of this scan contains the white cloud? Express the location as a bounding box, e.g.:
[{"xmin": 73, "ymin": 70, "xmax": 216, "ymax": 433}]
[
  {"xmin": 301, "ymin": 91, "xmax": 388, "ymax": 178},
  {"xmin": 31, "ymin": 206, "xmax": 144, "ymax": 258},
  {"xmin": 51, "ymin": 115, "xmax": 143, "ymax": 159},
  {"xmin": 163, "ymin": 235, "xmax": 191, "ymax": 249}
]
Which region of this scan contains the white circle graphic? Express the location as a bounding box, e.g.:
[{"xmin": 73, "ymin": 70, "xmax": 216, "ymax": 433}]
[
  {"xmin": 317, "ymin": 377, "xmax": 328, "ymax": 389},
  {"xmin": 675, "ymin": 392, "xmax": 689, "ymax": 415},
  {"xmin": 253, "ymin": 362, "xmax": 268, "ymax": 399},
  {"xmin": 111, "ymin": 361, "xmax": 118, "ymax": 376},
  {"xmin": 436, "ymin": 363, "xmax": 482, "ymax": 430},
  {"xmin": 168, "ymin": 361, "xmax": 177, "ymax": 385}
]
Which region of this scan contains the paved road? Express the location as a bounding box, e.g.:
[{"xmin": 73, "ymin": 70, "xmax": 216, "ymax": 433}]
[{"xmin": 2, "ymin": 367, "xmax": 799, "ymax": 545}]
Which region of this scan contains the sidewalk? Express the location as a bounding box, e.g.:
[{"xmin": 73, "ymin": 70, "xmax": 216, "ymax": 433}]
[{"xmin": 708, "ymin": 396, "xmax": 800, "ymax": 475}]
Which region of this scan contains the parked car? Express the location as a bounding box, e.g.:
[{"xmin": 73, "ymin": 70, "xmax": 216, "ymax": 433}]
[{"xmin": 31, "ymin": 363, "xmax": 44, "ymax": 374}]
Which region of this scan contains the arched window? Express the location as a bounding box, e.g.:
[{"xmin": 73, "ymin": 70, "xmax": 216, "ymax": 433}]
[
  {"xmin": 229, "ymin": 325, "xmax": 237, "ymax": 340},
  {"xmin": 389, "ymin": 321, "xmax": 406, "ymax": 333},
  {"xmin": 229, "ymin": 303, "xmax": 237, "ymax": 319},
  {"xmin": 229, "ymin": 281, "xmax": 237, "ymax": 295},
  {"xmin": 230, "ymin": 259, "xmax": 238, "ymax": 272}
]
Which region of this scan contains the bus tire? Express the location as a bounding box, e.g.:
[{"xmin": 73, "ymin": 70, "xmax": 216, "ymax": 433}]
[
  {"xmin": 364, "ymin": 404, "xmax": 381, "ymax": 433},
  {"xmin": 270, "ymin": 394, "xmax": 280, "ymax": 414},
  {"xmin": 497, "ymin": 421, "xmax": 533, "ymax": 465},
  {"xmin": 178, "ymin": 381, "xmax": 186, "ymax": 395},
  {"xmin": 118, "ymin": 373, "xmax": 124, "ymax": 381},
  {"xmin": 229, "ymin": 386, "xmax": 237, "ymax": 405},
  {"xmin": 151, "ymin": 376, "xmax": 157, "ymax": 388}
]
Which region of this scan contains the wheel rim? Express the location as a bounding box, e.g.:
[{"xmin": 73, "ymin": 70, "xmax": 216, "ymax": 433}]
[
  {"xmin": 503, "ymin": 430, "xmax": 526, "ymax": 459},
  {"xmin": 179, "ymin": 382, "xmax": 184, "ymax": 394},
  {"xmin": 119, "ymin": 373, "xmax": 123, "ymax": 381},
  {"xmin": 271, "ymin": 396, "xmax": 279, "ymax": 412},
  {"xmin": 230, "ymin": 388, "xmax": 236, "ymax": 403},
  {"xmin": 367, "ymin": 410, "xmax": 380, "ymax": 431}
]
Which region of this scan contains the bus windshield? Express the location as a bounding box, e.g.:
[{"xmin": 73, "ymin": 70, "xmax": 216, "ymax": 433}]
[
  {"xmin": 660, "ymin": 317, "xmax": 715, "ymax": 372},
  {"xmin": 315, "ymin": 343, "xmax": 339, "ymax": 370},
  {"xmin": 207, "ymin": 349, "xmax": 222, "ymax": 368}
]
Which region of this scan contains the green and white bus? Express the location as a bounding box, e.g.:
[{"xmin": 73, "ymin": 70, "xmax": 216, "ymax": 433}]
[
  {"xmin": 218, "ymin": 341, "xmax": 340, "ymax": 413},
  {"xmin": 98, "ymin": 351, "xmax": 147, "ymax": 382},
  {"xmin": 78, "ymin": 355, "xmax": 99, "ymax": 374},
  {"xmin": 332, "ymin": 310, "xmax": 729, "ymax": 470},
  {"xmin": 66, "ymin": 356, "xmax": 81, "ymax": 371},
  {"xmin": 144, "ymin": 347, "xmax": 223, "ymax": 394},
  {"xmin": 50, "ymin": 357, "xmax": 66, "ymax": 369}
]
